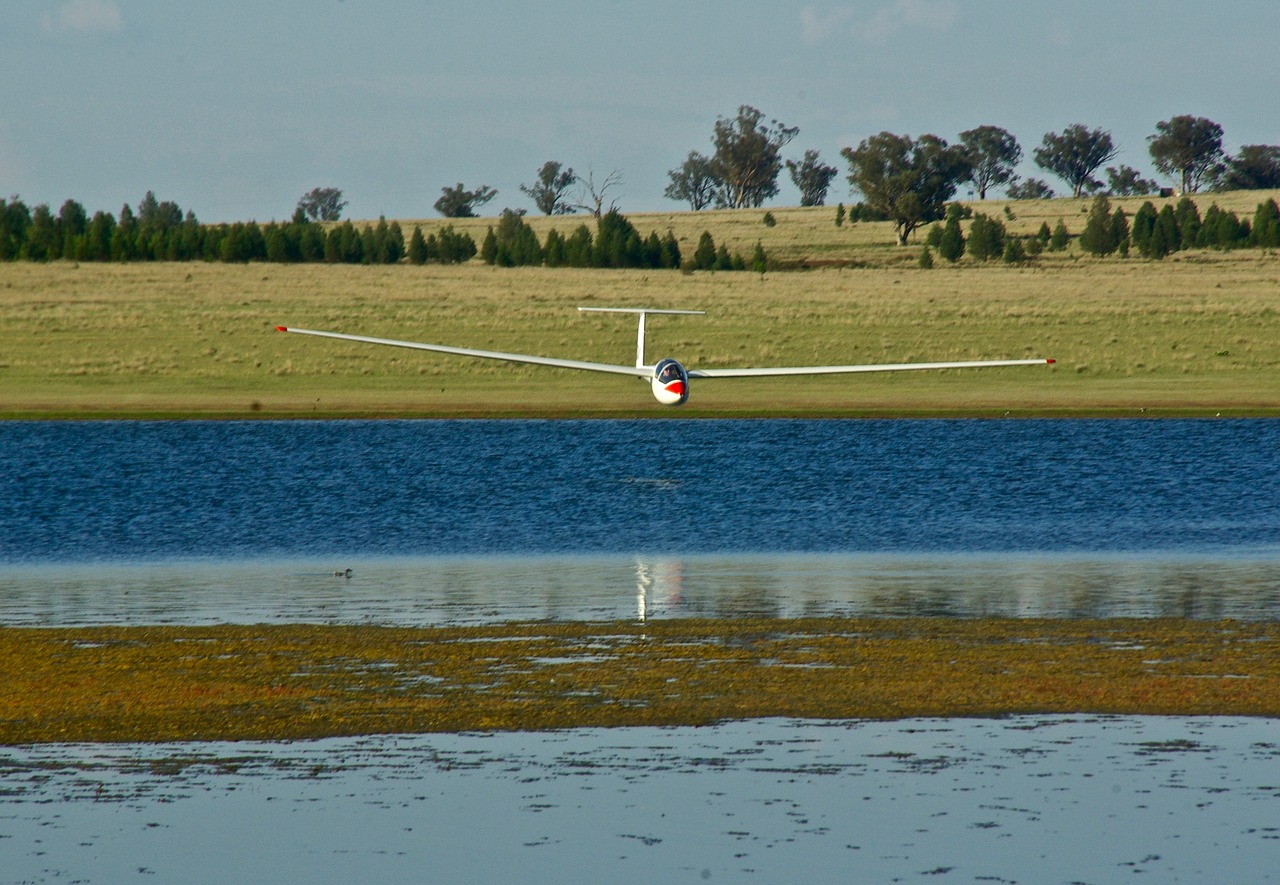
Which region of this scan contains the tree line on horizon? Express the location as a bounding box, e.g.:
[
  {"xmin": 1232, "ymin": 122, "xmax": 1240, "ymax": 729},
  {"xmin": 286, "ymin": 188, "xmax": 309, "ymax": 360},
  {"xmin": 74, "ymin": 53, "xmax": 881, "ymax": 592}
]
[
  {"xmin": 4, "ymin": 111, "xmax": 1278, "ymax": 265},
  {"xmin": 430, "ymin": 109, "xmax": 1280, "ymax": 229}
]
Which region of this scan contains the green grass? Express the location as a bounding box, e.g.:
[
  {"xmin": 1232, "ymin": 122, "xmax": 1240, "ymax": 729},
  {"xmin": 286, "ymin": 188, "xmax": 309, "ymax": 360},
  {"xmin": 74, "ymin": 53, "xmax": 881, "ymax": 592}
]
[{"xmin": 3, "ymin": 193, "xmax": 1280, "ymax": 418}]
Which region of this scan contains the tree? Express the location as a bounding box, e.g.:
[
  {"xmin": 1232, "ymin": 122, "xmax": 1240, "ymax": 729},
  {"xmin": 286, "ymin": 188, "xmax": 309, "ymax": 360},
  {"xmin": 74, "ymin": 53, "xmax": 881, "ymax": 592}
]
[
  {"xmin": 1033, "ymin": 124, "xmax": 1118, "ymax": 197},
  {"xmin": 1131, "ymin": 202, "xmax": 1158, "ymax": 256},
  {"xmin": 1079, "ymin": 194, "xmax": 1120, "ymax": 256},
  {"xmin": 665, "ymin": 151, "xmax": 720, "ymax": 210},
  {"xmin": 1147, "ymin": 116, "xmax": 1225, "ymax": 194},
  {"xmin": 709, "ymin": 105, "xmax": 798, "ymax": 209},
  {"xmin": 296, "ymin": 187, "xmax": 347, "ymax": 222},
  {"xmin": 573, "ymin": 168, "xmax": 623, "ymax": 218},
  {"xmin": 1252, "ymin": 199, "xmax": 1280, "ymax": 248},
  {"xmin": 520, "ymin": 161, "xmax": 577, "ymax": 215},
  {"xmin": 937, "ymin": 204, "xmax": 965, "ymax": 262},
  {"xmin": 407, "ymin": 227, "xmax": 428, "ymax": 265},
  {"xmin": 24, "ymin": 204, "xmax": 58, "ymax": 261},
  {"xmin": 434, "ymin": 183, "xmax": 497, "ymax": 218},
  {"xmin": 1, "ymin": 196, "xmax": 32, "ymax": 260},
  {"xmin": 1049, "ymin": 219, "xmax": 1070, "ymax": 252},
  {"xmin": 785, "ymin": 149, "xmax": 838, "ymax": 206},
  {"xmin": 958, "ymin": 125, "xmax": 1021, "ymax": 199},
  {"xmin": 841, "ymin": 131, "xmax": 971, "ymax": 245},
  {"xmin": 56, "ymin": 198, "xmax": 88, "ymax": 258},
  {"xmin": 692, "ymin": 231, "xmax": 717, "ymax": 270},
  {"xmin": 1106, "ymin": 165, "xmax": 1158, "ymax": 196},
  {"xmin": 1221, "ymin": 145, "xmax": 1280, "ymax": 190},
  {"xmin": 1006, "ymin": 178, "xmax": 1055, "ymax": 200},
  {"xmin": 966, "ymin": 213, "xmax": 1005, "ymax": 261}
]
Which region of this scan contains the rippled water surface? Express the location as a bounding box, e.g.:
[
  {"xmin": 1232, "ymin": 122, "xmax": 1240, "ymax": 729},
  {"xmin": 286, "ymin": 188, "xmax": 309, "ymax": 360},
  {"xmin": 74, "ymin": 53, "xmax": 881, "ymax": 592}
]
[{"xmin": 4, "ymin": 419, "xmax": 1279, "ymax": 561}]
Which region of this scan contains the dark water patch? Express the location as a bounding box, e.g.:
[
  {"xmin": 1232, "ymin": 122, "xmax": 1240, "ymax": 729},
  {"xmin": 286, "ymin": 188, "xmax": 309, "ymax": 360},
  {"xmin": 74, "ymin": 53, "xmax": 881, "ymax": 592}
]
[{"xmin": 3, "ymin": 419, "xmax": 1280, "ymax": 562}]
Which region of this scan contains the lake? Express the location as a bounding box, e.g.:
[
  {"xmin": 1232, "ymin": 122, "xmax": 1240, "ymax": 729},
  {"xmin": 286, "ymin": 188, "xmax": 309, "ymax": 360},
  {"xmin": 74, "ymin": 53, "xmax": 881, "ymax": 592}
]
[{"xmin": 2, "ymin": 419, "xmax": 1278, "ymax": 884}]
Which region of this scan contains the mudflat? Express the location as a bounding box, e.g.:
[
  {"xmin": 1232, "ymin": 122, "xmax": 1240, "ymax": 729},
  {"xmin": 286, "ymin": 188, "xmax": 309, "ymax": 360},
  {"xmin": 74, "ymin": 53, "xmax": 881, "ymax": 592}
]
[{"xmin": 4, "ymin": 617, "xmax": 1277, "ymax": 743}]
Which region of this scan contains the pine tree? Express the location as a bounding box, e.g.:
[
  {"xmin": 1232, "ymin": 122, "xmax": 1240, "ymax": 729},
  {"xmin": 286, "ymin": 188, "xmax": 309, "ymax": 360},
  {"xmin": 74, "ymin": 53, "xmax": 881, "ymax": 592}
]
[
  {"xmin": 1251, "ymin": 199, "xmax": 1280, "ymax": 248},
  {"xmin": 1108, "ymin": 209, "xmax": 1130, "ymax": 256},
  {"xmin": 408, "ymin": 226, "xmax": 428, "ymax": 265},
  {"xmin": 967, "ymin": 214, "xmax": 1005, "ymax": 261},
  {"xmin": 1002, "ymin": 237, "xmax": 1027, "ymax": 264},
  {"xmin": 1049, "ymin": 219, "xmax": 1070, "ymax": 252},
  {"xmin": 480, "ymin": 228, "xmax": 498, "ymax": 265},
  {"xmin": 751, "ymin": 241, "xmax": 767, "ymax": 273},
  {"xmin": 1156, "ymin": 205, "xmax": 1181, "ymax": 255},
  {"xmin": 1174, "ymin": 198, "xmax": 1201, "ymax": 249},
  {"xmin": 938, "ymin": 209, "xmax": 965, "ymax": 262},
  {"xmin": 1131, "ymin": 202, "xmax": 1158, "ymax": 256},
  {"xmin": 693, "ymin": 231, "xmax": 717, "ymax": 270},
  {"xmin": 660, "ymin": 232, "xmax": 681, "ymax": 269},
  {"xmin": 544, "ymin": 229, "xmax": 566, "ymax": 267},
  {"xmin": 1078, "ymin": 195, "xmax": 1114, "ymax": 256}
]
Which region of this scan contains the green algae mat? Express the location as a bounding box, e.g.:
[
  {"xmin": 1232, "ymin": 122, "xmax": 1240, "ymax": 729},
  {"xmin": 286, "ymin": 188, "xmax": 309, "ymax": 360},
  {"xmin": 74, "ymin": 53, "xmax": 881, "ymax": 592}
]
[{"xmin": 3, "ymin": 618, "xmax": 1277, "ymax": 743}]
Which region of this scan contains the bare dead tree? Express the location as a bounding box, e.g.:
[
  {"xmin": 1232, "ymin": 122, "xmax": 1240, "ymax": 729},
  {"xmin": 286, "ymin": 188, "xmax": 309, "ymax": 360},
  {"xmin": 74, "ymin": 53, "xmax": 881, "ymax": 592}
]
[{"xmin": 573, "ymin": 168, "xmax": 623, "ymax": 218}]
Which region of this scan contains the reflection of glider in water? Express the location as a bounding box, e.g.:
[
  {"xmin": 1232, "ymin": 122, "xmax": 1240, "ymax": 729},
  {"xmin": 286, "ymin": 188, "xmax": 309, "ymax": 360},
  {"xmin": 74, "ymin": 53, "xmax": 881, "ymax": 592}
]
[
  {"xmin": 635, "ymin": 558, "xmax": 684, "ymax": 621},
  {"xmin": 276, "ymin": 307, "xmax": 1055, "ymax": 406}
]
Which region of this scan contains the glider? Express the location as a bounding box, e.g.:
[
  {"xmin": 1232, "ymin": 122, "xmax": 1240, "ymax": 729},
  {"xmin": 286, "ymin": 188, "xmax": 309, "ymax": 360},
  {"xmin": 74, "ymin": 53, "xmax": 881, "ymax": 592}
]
[{"xmin": 275, "ymin": 307, "xmax": 1054, "ymax": 406}]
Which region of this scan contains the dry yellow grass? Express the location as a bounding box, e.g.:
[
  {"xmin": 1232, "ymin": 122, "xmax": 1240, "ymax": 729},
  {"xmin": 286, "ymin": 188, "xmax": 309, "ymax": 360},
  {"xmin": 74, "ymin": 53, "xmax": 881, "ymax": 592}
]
[
  {"xmin": 2, "ymin": 194, "xmax": 1279, "ymax": 417},
  {"xmin": 3, "ymin": 618, "xmax": 1277, "ymax": 743},
  {"xmin": 400, "ymin": 188, "xmax": 1280, "ymax": 267}
]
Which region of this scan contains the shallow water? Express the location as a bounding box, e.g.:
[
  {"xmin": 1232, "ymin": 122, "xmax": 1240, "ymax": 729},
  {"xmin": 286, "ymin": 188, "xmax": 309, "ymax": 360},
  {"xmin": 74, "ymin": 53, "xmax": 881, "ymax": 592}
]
[
  {"xmin": 2, "ymin": 716, "xmax": 1276, "ymax": 885},
  {"xmin": 4, "ymin": 551, "xmax": 1280, "ymax": 626}
]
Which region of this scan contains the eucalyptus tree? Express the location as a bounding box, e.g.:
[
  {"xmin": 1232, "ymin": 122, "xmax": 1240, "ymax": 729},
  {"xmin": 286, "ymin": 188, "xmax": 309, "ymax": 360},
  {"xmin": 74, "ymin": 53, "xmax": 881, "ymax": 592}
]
[
  {"xmin": 841, "ymin": 131, "xmax": 971, "ymax": 245},
  {"xmin": 957, "ymin": 125, "xmax": 1021, "ymax": 199},
  {"xmin": 709, "ymin": 105, "xmax": 799, "ymax": 208},
  {"xmin": 296, "ymin": 187, "xmax": 348, "ymax": 222},
  {"xmin": 1222, "ymin": 145, "xmax": 1280, "ymax": 190},
  {"xmin": 434, "ymin": 183, "xmax": 497, "ymax": 218},
  {"xmin": 664, "ymin": 151, "xmax": 721, "ymax": 210},
  {"xmin": 1147, "ymin": 116, "xmax": 1225, "ymax": 194},
  {"xmin": 785, "ymin": 149, "xmax": 839, "ymax": 206},
  {"xmin": 520, "ymin": 161, "xmax": 577, "ymax": 215},
  {"xmin": 1105, "ymin": 165, "xmax": 1158, "ymax": 196},
  {"xmin": 1033, "ymin": 124, "xmax": 1118, "ymax": 197}
]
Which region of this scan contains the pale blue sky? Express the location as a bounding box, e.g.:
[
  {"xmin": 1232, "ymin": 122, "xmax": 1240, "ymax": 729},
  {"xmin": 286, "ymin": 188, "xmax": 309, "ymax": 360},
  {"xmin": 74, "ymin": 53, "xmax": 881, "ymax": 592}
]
[{"xmin": 4, "ymin": 0, "xmax": 1278, "ymax": 221}]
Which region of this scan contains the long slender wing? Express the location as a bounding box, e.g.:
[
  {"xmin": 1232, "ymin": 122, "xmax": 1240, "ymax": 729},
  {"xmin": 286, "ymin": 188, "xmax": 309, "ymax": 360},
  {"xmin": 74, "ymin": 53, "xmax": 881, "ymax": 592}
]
[
  {"xmin": 689, "ymin": 358, "xmax": 1054, "ymax": 378},
  {"xmin": 274, "ymin": 326, "xmax": 653, "ymax": 378}
]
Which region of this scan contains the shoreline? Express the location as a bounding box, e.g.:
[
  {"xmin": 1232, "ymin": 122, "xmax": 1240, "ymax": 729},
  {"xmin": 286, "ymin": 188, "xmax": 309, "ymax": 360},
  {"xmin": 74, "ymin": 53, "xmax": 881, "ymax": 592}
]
[{"xmin": 4, "ymin": 405, "xmax": 1280, "ymax": 420}]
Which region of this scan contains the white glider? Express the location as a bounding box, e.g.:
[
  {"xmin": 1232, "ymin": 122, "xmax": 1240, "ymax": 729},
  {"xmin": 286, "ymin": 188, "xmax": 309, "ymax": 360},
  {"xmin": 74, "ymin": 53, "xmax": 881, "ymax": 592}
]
[{"xmin": 275, "ymin": 307, "xmax": 1054, "ymax": 406}]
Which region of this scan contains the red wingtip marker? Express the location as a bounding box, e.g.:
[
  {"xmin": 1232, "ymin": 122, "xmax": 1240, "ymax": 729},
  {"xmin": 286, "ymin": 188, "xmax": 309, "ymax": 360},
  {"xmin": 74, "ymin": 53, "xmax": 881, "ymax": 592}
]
[
  {"xmin": 275, "ymin": 325, "xmax": 288, "ymax": 332},
  {"xmin": 1046, "ymin": 358, "xmax": 1056, "ymax": 364}
]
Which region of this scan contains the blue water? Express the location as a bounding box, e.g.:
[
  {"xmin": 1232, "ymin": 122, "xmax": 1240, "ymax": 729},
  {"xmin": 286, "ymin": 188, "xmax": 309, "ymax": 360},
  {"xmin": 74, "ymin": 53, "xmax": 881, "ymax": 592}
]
[{"xmin": 2, "ymin": 419, "xmax": 1278, "ymax": 562}]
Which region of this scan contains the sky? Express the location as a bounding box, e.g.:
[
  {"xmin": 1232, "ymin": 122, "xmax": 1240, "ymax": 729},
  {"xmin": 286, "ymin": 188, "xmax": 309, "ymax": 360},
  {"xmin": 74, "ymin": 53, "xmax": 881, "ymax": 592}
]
[{"xmin": 3, "ymin": 0, "xmax": 1279, "ymax": 223}]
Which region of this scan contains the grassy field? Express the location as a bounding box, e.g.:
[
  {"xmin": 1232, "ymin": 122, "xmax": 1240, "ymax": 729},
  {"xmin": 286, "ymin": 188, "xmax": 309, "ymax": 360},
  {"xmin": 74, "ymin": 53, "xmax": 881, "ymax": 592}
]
[
  {"xmin": 4, "ymin": 617, "xmax": 1277, "ymax": 742},
  {"xmin": 2, "ymin": 192, "xmax": 1279, "ymax": 418}
]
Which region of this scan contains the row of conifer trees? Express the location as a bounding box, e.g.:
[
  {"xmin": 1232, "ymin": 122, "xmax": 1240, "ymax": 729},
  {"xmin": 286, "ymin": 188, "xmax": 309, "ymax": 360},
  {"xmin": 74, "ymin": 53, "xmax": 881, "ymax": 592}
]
[
  {"xmin": 0, "ymin": 194, "xmax": 765, "ymax": 270},
  {"xmin": 922, "ymin": 196, "xmax": 1280, "ymax": 264}
]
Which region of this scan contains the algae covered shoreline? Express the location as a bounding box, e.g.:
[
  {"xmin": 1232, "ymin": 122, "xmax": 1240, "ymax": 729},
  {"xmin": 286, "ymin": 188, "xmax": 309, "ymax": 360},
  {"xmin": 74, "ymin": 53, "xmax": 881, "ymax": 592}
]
[{"xmin": 4, "ymin": 616, "xmax": 1278, "ymax": 744}]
